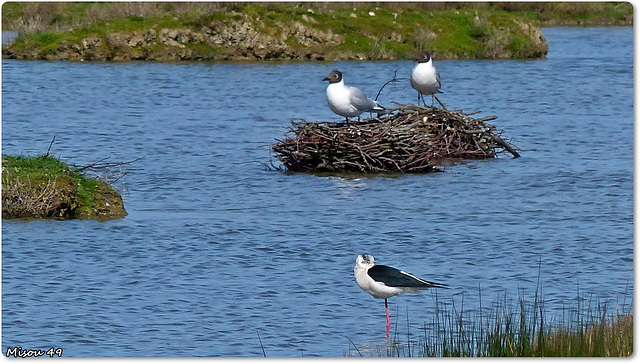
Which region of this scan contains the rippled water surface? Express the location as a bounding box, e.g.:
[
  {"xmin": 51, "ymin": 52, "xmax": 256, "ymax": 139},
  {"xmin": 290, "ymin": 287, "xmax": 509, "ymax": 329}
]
[{"xmin": 2, "ymin": 27, "xmax": 633, "ymax": 356}]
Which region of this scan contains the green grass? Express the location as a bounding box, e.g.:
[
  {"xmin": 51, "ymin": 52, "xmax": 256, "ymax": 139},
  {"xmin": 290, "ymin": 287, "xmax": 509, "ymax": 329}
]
[
  {"xmin": 1, "ymin": 2, "xmax": 631, "ymax": 61},
  {"xmin": 513, "ymin": 1, "xmax": 633, "ymax": 25},
  {"xmin": 2, "ymin": 2, "xmax": 631, "ymax": 34},
  {"xmin": 347, "ymin": 284, "xmax": 633, "ymax": 357},
  {"xmin": 2, "ymin": 154, "xmax": 84, "ymax": 184},
  {"xmin": 2, "ymin": 154, "xmax": 126, "ymax": 220},
  {"xmin": 3, "ymin": 154, "xmax": 94, "ymax": 208}
]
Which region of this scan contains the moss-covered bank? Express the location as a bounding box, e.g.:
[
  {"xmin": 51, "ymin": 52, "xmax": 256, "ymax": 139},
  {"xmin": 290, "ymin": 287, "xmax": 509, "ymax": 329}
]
[
  {"xmin": 2, "ymin": 155, "xmax": 127, "ymax": 221},
  {"xmin": 2, "ymin": 2, "xmax": 557, "ymax": 62}
]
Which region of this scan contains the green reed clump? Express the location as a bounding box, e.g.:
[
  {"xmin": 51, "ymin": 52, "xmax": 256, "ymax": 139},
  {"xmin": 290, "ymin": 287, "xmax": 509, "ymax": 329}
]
[{"xmin": 348, "ymin": 286, "xmax": 632, "ymax": 357}]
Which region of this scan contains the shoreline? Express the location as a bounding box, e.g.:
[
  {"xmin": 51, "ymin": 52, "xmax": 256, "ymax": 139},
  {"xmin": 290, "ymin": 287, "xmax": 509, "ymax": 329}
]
[
  {"xmin": 0, "ymin": 4, "xmax": 558, "ymax": 62},
  {"xmin": 2, "ymin": 1, "xmax": 631, "ymax": 63}
]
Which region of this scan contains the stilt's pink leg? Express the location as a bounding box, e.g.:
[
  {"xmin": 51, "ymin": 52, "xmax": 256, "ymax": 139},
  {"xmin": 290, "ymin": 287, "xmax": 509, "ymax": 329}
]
[{"xmin": 385, "ymin": 298, "xmax": 391, "ymax": 341}]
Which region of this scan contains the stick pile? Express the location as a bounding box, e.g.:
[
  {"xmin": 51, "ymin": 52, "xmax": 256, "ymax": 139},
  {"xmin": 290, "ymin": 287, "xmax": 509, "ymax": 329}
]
[{"xmin": 272, "ymin": 105, "xmax": 519, "ymax": 173}]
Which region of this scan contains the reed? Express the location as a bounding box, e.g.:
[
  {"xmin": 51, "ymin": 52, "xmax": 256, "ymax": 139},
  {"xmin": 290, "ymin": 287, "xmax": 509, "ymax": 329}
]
[{"xmin": 348, "ymin": 286, "xmax": 633, "ymax": 357}]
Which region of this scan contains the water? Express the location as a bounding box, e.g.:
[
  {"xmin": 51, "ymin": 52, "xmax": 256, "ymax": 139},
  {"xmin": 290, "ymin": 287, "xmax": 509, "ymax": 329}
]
[
  {"xmin": 1, "ymin": 27, "xmax": 633, "ymax": 357},
  {"xmin": 1, "ymin": 31, "xmax": 18, "ymax": 46}
]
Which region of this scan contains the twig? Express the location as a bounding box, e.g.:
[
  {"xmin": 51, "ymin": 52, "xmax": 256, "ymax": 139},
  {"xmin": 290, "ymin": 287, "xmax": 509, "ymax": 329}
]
[
  {"xmin": 256, "ymin": 330, "xmax": 266, "ymax": 357},
  {"xmin": 473, "ymin": 115, "xmax": 498, "ymax": 123},
  {"xmin": 375, "ymin": 68, "xmax": 406, "ymax": 102},
  {"xmin": 464, "ymin": 110, "xmax": 482, "ymax": 116},
  {"xmin": 73, "ymin": 156, "xmax": 145, "ymax": 172},
  {"xmin": 490, "ymin": 135, "xmax": 521, "ymax": 158},
  {"xmin": 346, "ymin": 336, "xmax": 363, "ymax": 357},
  {"xmin": 433, "ymin": 95, "xmax": 446, "ymax": 109},
  {"xmin": 45, "ymin": 135, "xmax": 56, "ymax": 157}
]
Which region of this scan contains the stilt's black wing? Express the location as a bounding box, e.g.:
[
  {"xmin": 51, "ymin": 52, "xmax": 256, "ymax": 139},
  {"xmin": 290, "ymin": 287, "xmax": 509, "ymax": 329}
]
[{"xmin": 368, "ymin": 264, "xmax": 447, "ymax": 288}]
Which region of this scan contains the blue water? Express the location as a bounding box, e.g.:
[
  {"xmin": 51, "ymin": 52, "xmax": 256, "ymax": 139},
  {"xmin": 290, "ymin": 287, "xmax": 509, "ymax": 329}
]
[{"xmin": 1, "ymin": 27, "xmax": 633, "ymax": 357}]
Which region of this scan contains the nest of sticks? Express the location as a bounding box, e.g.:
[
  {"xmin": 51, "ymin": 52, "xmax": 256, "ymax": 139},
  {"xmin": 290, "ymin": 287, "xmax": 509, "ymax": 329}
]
[{"xmin": 271, "ymin": 104, "xmax": 520, "ymax": 174}]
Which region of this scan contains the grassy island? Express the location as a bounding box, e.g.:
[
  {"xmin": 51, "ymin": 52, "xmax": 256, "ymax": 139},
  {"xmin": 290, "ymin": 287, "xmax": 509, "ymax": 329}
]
[
  {"xmin": 6, "ymin": 2, "xmax": 625, "ymax": 62},
  {"xmin": 1, "ymin": 2, "xmax": 632, "ymax": 63},
  {"xmin": 2, "ymin": 155, "xmax": 127, "ymax": 221}
]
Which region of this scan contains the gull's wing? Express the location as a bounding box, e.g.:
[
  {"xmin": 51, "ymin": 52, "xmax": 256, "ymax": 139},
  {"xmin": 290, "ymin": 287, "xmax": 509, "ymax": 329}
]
[{"xmin": 346, "ymin": 85, "xmax": 379, "ymax": 112}]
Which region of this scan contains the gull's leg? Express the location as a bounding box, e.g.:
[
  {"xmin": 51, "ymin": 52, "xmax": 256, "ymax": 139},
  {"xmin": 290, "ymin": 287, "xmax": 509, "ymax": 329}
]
[
  {"xmin": 421, "ymin": 93, "xmax": 430, "ymax": 108},
  {"xmin": 419, "ymin": 93, "xmax": 428, "ymax": 107}
]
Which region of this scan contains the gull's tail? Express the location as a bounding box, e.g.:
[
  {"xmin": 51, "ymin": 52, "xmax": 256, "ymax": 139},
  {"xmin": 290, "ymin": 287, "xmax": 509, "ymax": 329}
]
[
  {"xmin": 372, "ymin": 103, "xmax": 386, "ymax": 112},
  {"xmin": 369, "ymin": 99, "xmax": 388, "ymax": 114}
]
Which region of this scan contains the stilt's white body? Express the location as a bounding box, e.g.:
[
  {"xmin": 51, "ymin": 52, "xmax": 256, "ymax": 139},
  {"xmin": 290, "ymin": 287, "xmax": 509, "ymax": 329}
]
[
  {"xmin": 354, "ymin": 263, "xmax": 405, "ymax": 299},
  {"xmin": 354, "ymin": 254, "xmax": 438, "ymax": 299}
]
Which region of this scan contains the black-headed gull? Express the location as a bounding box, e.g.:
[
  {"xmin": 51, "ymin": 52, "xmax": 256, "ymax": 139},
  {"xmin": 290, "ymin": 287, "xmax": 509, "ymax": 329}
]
[
  {"xmin": 410, "ymin": 51, "xmax": 445, "ymax": 108},
  {"xmin": 323, "ymin": 70, "xmax": 385, "ymax": 122}
]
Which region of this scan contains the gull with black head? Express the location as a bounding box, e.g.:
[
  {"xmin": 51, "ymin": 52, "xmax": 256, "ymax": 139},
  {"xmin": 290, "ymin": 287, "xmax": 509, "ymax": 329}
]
[
  {"xmin": 410, "ymin": 51, "xmax": 445, "ymax": 109},
  {"xmin": 354, "ymin": 254, "xmax": 447, "ymax": 339},
  {"xmin": 323, "ymin": 70, "xmax": 386, "ymax": 123}
]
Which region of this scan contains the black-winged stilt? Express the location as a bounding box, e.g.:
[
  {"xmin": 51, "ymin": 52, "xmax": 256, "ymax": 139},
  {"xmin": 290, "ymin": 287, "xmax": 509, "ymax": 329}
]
[{"xmin": 354, "ymin": 254, "xmax": 447, "ymax": 339}]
